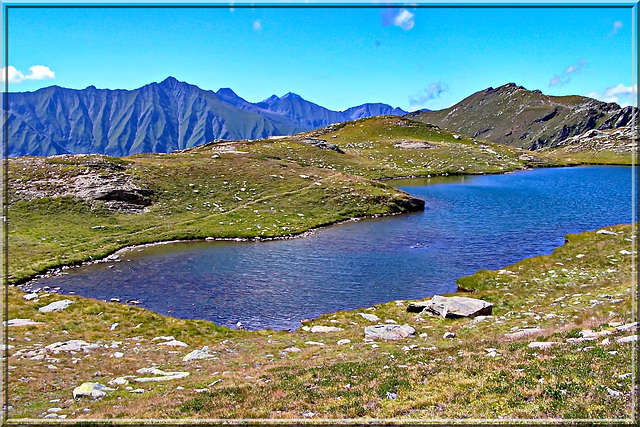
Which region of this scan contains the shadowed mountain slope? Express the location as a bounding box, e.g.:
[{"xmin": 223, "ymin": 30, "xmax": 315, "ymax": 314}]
[
  {"xmin": 405, "ymin": 83, "xmax": 636, "ymax": 150},
  {"xmin": 4, "ymin": 77, "xmax": 406, "ymax": 157}
]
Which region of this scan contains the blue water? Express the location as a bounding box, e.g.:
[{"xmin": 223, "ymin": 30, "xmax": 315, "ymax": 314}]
[{"xmin": 36, "ymin": 166, "xmax": 637, "ymax": 330}]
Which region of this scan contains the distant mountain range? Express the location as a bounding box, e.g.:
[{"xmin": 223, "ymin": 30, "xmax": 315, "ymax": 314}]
[
  {"xmin": 406, "ymin": 83, "xmax": 636, "ymax": 150},
  {"xmin": 4, "ymin": 78, "xmax": 635, "ymax": 157},
  {"xmin": 3, "ymin": 77, "xmax": 407, "ymax": 157}
]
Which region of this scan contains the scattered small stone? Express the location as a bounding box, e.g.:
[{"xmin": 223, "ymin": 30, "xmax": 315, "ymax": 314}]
[
  {"xmin": 358, "ymin": 313, "xmax": 380, "ymax": 322},
  {"xmin": 134, "ymin": 367, "xmax": 190, "ymax": 382},
  {"xmin": 108, "ymin": 377, "xmax": 129, "ymax": 386},
  {"xmin": 38, "ymin": 300, "xmax": 73, "ymax": 313},
  {"xmin": 130, "ymin": 389, "xmax": 144, "ymax": 393},
  {"xmin": 151, "ymin": 336, "xmax": 175, "ymax": 341},
  {"xmin": 576, "ymin": 254, "xmax": 586, "ymax": 258},
  {"xmin": 310, "ymin": 325, "xmax": 343, "ymax": 333},
  {"xmin": 616, "ymin": 335, "xmax": 637, "ymax": 344},
  {"xmin": 505, "ymin": 327, "xmax": 543, "ymax": 339},
  {"xmin": 304, "ymin": 341, "xmax": 325, "ymax": 346},
  {"xmin": 47, "ymin": 408, "xmax": 62, "ymax": 413},
  {"xmin": 73, "ymin": 382, "xmax": 115, "ymax": 399},
  {"xmin": 596, "ymin": 229, "xmax": 617, "ymax": 235},
  {"xmin": 4, "ymin": 318, "xmax": 43, "ymax": 327},
  {"xmin": 209, "ymin": 379, "xmax": 222, "ymax": 386},
  {"xmin": 606, "ymin": 387, "xmax": 622, "ymax": 397},
  {"xmin": 618, "ymin": 373, "xmax": 632, "ymax": 379},
  {"xmin": 47, "ymin": 364, "xmax": 58, "ymax": 370},
  {"xmin": 528, "ymin": 342, "xmax": 557, "ymax": 350},
  {"xmin": 337, "ymin": 339, "xmax": 351, "ymax": 345},
  {"xmin": 301, "ymin": 410, "xmax": 315, "ymax": 418},
  {"xmin": 282, "ymin": 346, "xmax": 301, "ymax": 353},
  {"xmin": 615, "ymin": 322, "xmax": 638, "ymax": 331},
  {"xmin": 443, "ymin": 332, "xmax": 455, "ymax": 339},
  {"xmin": 111, "ymin": 352, "xmax": 124, "ymax": 358},
  {"xmin": 157, "ymin": 340, "xmax": 188, "ymax": 347},
  {"xmin": 110, "ymin": 323, "xmax": 119, "ymax": 331},
  {"xmin": 23, "ymin": 293, "xmax": 39, "ymax": 301},
  {"xmin": 46, "ymin": 340, "xmax": 99, "ymax": 353},
  {"xmin": 364, "ymin": 324, "xmax": 416, "ymax": 340},
  {"xmin": 386, "ymin": 392, "xmax": 398, "ymax": 399},
  {"xmin": 183, "ymin": 348, "xmax": 215, "ymax": 362},
  {"xmin": 419, "ymin": 333, "xmax": 428, "ymax": 338}
]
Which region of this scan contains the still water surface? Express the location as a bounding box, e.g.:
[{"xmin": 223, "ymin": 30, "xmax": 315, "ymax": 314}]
[{"xmin": 37, "ymin": 166, "xmax": 637, "ymax": 330}]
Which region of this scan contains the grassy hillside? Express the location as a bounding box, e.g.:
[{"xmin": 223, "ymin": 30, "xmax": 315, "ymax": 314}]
[
  {"xmin": 6, "ymin": 224, "xmax": 636, "ymax": 420},
  {"xmin": 406, "ymin": 83, "xmax": 636, "ymax": 152},
  {"xmin": 8, "ymin": 116, "xmax": 558, "ymax": 284}
]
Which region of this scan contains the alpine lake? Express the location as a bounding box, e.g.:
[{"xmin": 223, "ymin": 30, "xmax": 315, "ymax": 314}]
[{"xmin": 32, "ymin": 165, "xmax": 637, "ymax": 331}]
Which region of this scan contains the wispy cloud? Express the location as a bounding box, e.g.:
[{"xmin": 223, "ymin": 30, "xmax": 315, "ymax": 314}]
[
  {"xmin": 549, "ymin": 59, "xmax": 588, "ymax": 87},
  {"xmin": 586, "ymin": 83, "xmax": 637, "ymax": 107},
  {"xmin": 380, "ymin": 8, "xmax": 415, "ymax": 31},
  {"xmin": 252, "ymin": 20, "xmax": 262, "ymax": 31},
  {"xmin": 408, "ymin": 82, "xmax": 449, "ymax": 110},
  {"xmin": 610, "ymin": 21, "xmax": 622, "ymax": 36},
  {"xmin": 1, "ymin": 65, "xmax": 55, "ymax": 84}
]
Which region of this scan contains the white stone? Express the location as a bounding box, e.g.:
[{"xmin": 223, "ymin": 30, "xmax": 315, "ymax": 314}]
[
  {"xmin": 183, "ymin": 349, "xmax": 215, "ymax": 362},
  {"xmin": 4, "ymin": 318, "xmax": 43, "ymax": 327},
  {"xmin": 615, "ymin": 322, "xmax": 638, "ymax": 331},
  {"xmin": 616, "ymin": 335, "xmax": 637, "ymax": 344},
  {"xmin": 110, "ymin": 323, "xmax": 119, "ymax": 331},
  {"xmin": 528, "ymin": 341, "xmax": 557, "ymax": 350},
  {"xmin": 157, "ymin": 340, "xmax": 188, "ymax": 347},
  {"xmin": 108, "ymin": 377, "xmax": 129, "ymax": 386},
  {"xmin": 72, "ymin": 382, "xmax": 115, "ymax": 399},
  {"xmin": 336, "ymin": 339, "xmax": 351, "ymax": 345},
  {"xmin": 358, "ymin": 313, "xmax": 380, "ymax": 322},
  {"xmin": 596, "ymin": 229, "xmax": 617, "ymax": 235},
  {"xmin": 111, "ymin": 352, "xmax": 124, "ymax": 358},
  {"xmin": 46, "ymin": 340, "xmax": 98, "ymax": 353},
  {"xmin": 443, "ymin": 332, "xmax": 455, "ymax": 339},
  {"xmin": 23, "ymin": 293, "xmax": 39, "ymax": 301},
  {"xmin": 310, "ymin": 325, "xmax": 343, "ymax": 333},
  {"xmin": 39, "ymin": 300, "xmax": 73, "ymax": 313},
  {"xmin": 134, "ymin": 367, "xmax": 189, "ymax": 382},
  {"xmin": 282, "ymin": 346, "xmax": 301, "ymax": 353},
  {"xmin": 304, "ymin": 341, "xmax": 325, "ymax": 346},
  {"xmin": 151, "ymin": 336, "xmax": 175, "ymax": 341}
]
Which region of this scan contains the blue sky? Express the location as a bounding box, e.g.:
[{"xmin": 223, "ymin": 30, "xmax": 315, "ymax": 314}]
[{"xmin": 2, "ymin": 2, "xmax": 637, "ymax": 111}]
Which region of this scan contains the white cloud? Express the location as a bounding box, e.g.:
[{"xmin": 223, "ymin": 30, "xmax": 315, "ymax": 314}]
[
  {"xmin": 394, "ymin": 9, "xmax": 415, "ymax": 31},
  {"xmin": 381, "ymin": 8, "xmax": 415, "ymax": 31},
  {"xmin": 586, "ymin": 84, "xmax": 637, "ymax": 107},
  {"xmin": 1, "ymin": 65, "xmax": 55, "ymax": 84},
  {"xmin": 408, "ymin": 82, "xmax": 449, "ymax": 109},
  {"xmin": 549, "ymin": 59, "xmax": 588, "ymax": 87},
  {"xmin": 252, "ymin": 20, "xmax": 262, "ymax": 32},
  {"xmin": 611, "ymin": 21, "xmax": 622, "ymax": 35}
]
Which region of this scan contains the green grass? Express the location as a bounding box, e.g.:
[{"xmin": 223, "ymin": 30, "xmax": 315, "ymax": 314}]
[{"xmin": 5, "ymin": 223, "xmax": 636, "ymax": 420}]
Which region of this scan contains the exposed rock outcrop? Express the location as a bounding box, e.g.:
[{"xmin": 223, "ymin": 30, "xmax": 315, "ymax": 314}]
[{"xmin": 407, "ymin": 295, "xmax": 493, "ymax": 318}]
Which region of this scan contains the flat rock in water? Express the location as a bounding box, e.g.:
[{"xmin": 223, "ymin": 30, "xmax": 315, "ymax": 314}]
[
  {"xmin": 4, "ymin": 318, "xmax": 43, "ymax": 327},
  {"xmin": 39, "ymin": 299, "xmax": 73, "ymax": 313},
  {"xmin": 72, "ymin": 382, "xmax": 115, "ymax": 399},
  {"xmin": 364, "ymin": 324, "xmax": 416, "ymax": 340},
  {"xmin": 310, "ymin": 325, "xmax": 344, "ymax": 333},
  {"xmin": 407, "ymin": 295, "xmax": 493, "ymax": 318},
  {"xmin": 358, "ymin": 313, "xmax": 381, "ymax": 322}
]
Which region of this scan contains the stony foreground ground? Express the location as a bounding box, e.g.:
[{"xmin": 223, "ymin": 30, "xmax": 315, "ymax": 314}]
[{"xmin": 4, "ymin": 223, "xmax": 637, "ymax": 421}]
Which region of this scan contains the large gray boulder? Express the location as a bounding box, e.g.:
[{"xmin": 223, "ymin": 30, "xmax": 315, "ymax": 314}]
[
  {"xmin": 364, "ymin": 324, "xmax": 416, "ymax": 340},
  {"xmin": 407, "ymin": 295, "xmax": 493, "ymax": 318}
]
